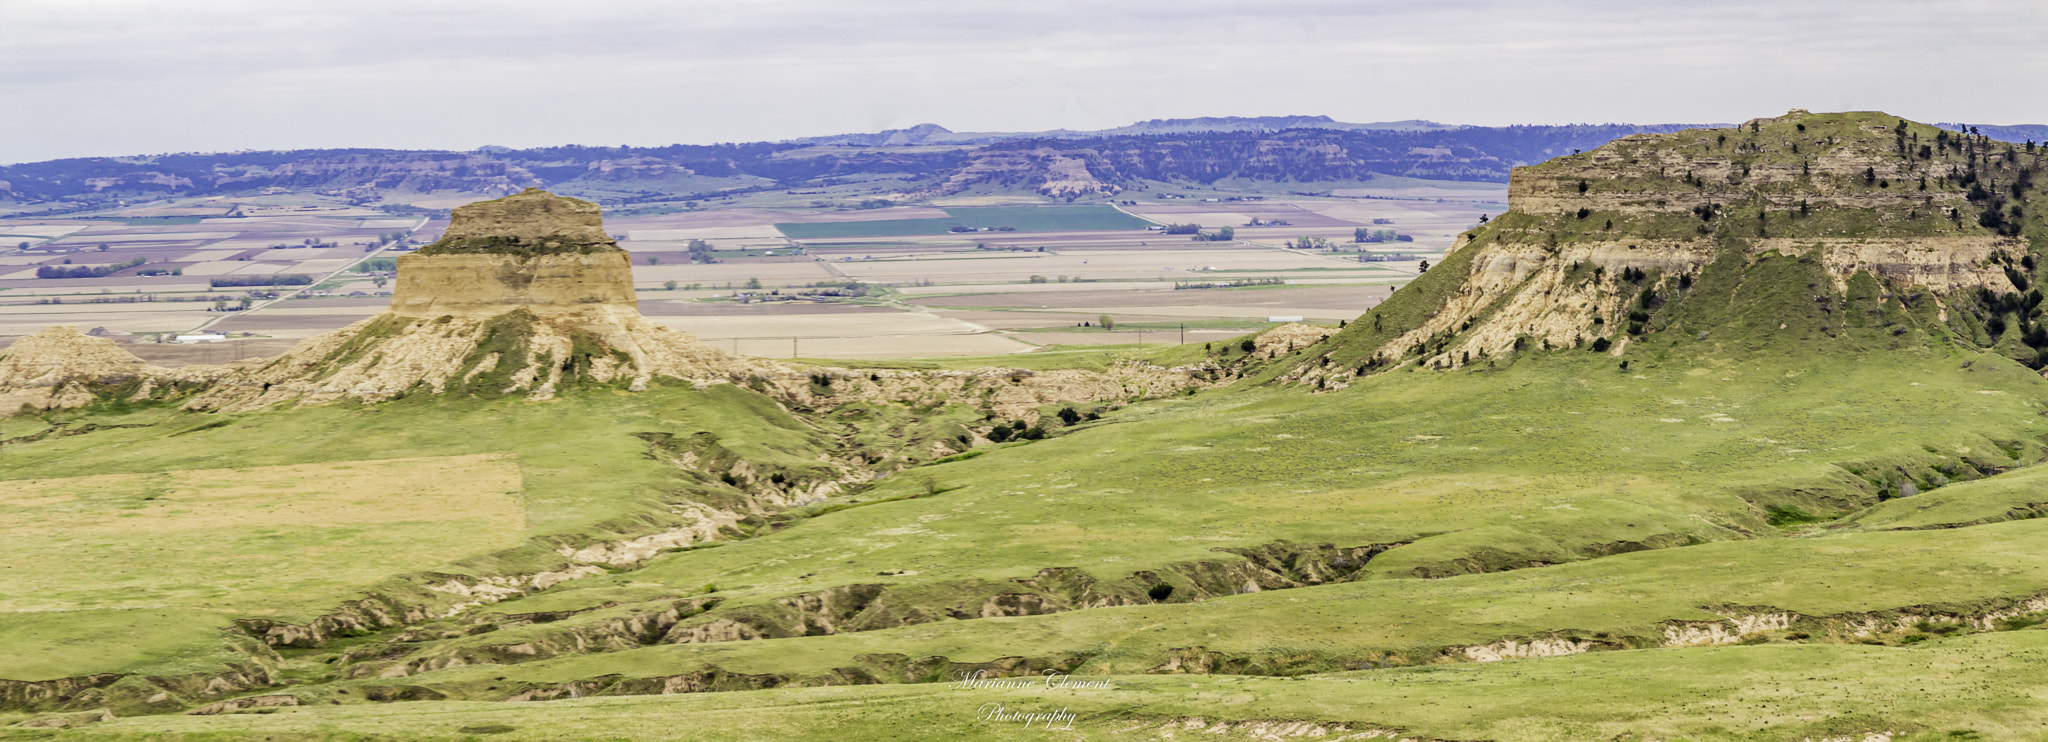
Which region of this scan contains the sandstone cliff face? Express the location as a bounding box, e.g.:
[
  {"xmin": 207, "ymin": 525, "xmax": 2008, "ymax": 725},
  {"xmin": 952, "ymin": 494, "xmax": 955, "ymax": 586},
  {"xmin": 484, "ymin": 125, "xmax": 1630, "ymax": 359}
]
[
  {"xmin": 1282, "ymin": 110, "xmax": 2045, "ymax": 385},
  {"xmin": 1506, "ymin": 112, "xmax": 1984, "ymax": 217},
  {"xmin": 1382, "ymin": 238, "xmax": 1723, "ymax": 365},
  {"xmin": 390, "ymin": 252, "xmax": 639, "ymax": 318}
]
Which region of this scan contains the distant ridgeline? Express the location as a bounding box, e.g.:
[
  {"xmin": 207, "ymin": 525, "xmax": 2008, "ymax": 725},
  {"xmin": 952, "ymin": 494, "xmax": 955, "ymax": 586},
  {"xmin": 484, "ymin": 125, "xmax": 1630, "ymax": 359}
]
[
  {"xmin": 1277, "ymin": 110, "xmax": 2048, "ymax": 387},
  {"xmin": 0, "ymin": 118, "xmax": 1747, "ymax": 207}
]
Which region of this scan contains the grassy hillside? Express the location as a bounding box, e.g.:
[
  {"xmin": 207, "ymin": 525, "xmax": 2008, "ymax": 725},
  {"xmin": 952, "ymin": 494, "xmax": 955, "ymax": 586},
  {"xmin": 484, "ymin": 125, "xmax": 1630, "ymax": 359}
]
[
  {"xmin": 0, "ymin": 382, "xmax": 919, "ymax": 694},
  {"xmin": 1298, "ymin": 110, "xmax": 2047, "ymax": 381},
  {"xmin": 37, "ymin": 631, "xmax": 2048, "ymax": 740}
]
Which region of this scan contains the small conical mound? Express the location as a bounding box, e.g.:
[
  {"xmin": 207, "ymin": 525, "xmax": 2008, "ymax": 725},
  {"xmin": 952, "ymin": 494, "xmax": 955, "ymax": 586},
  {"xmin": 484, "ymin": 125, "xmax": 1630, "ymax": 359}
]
[
  {"xmin": 0, "ymin": 326, "xmax": 154, "ymax": 386},
  {"xmin": 0, "ymin": 327, "xmax": 217, "ymax": 413}
]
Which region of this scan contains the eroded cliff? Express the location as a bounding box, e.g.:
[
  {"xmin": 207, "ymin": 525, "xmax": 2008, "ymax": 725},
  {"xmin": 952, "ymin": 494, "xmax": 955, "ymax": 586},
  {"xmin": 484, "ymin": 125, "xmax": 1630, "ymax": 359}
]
[{"xmin": 1281, "ymin": 110, "xmax": 2046, "ymax": 385}]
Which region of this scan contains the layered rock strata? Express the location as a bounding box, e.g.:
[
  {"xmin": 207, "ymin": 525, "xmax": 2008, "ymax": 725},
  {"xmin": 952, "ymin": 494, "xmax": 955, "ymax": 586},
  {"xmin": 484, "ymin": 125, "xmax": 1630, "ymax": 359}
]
[{"xmin": 1279, "ymin": 110, "xmax": 2042, "ymax": 384}]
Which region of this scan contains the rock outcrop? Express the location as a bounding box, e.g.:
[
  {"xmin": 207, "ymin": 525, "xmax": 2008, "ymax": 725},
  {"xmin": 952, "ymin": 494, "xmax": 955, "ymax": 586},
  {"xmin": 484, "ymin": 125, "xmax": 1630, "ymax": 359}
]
[
  {"xmin": 1284, "ymin": 110, "xmax": 2045, "ymax": 385},
  {"xmin": 390, "ymin": 188, "xmax": 638, "ymax": 319},
  {"xmin": 0, "ymin": 327, "xmax": 219, "ymax": 413}
]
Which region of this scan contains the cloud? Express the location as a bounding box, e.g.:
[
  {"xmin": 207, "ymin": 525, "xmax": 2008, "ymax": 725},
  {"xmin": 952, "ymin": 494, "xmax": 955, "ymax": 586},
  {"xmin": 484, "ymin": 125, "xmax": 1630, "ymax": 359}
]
[{"xmin": 1, "ymin": 0, "xmax": 2043, "ymax": 163}]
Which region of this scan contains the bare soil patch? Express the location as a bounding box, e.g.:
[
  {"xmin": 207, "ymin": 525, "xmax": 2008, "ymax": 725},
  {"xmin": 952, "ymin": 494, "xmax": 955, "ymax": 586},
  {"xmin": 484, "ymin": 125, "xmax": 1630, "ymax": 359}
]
[
  {"xmin": 920, "ymin": 285, "xmax": 1394, "ymax": 311},
  {"xmin": 126, "ymin": 338, "xmax": 303, "ymax": 366}
]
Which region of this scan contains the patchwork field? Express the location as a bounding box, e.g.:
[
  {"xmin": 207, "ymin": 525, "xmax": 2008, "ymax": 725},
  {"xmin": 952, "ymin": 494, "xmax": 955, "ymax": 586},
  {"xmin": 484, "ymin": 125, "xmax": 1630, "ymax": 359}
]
[
  {"xmin": 0, "ymin": 187, "xmax": 1485, "ymax": 360},
  {"xmin": 773, "ymin": 205, "xmax": 1153, "ymax": 239},
  {"xmin": 634, "ymin": 301, "xmax": 1037, "ymax": 358},
  {"xmin": 0, "ymin": 195, "xmax": 425, "ymax": 346}
]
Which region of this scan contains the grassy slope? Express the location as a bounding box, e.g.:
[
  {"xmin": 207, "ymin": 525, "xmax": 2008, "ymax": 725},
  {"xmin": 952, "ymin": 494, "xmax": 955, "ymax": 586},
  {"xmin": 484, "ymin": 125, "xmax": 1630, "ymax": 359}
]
[
  {"xmin": 39, "ymin": 631, "xmax": 2048, "ymax": 741},
  {"xmin": 373, "ymin": 515, "xmax": 2048, "ymax": 693},
  {"xmin": 0, "ymin": 384, "xmax": 827, "ymax": 541},
  {"xmin": 446, "ymin": 337, "xmax": 2047, "ymax": 625},
  {"xmin": 1838, "ymin": 459, "xmax": 2048, "ymax": 531},
  {"xmin": 0, "ymin": 383, "xmax": 839, "ymax": 681}
]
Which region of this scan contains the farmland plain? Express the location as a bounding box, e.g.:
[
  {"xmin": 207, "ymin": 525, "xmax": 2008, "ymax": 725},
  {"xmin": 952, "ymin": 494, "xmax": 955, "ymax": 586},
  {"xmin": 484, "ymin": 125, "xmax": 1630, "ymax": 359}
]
[{"xmin": 0, "ymin": 182, "xmax": 1495, "ymax": 360}]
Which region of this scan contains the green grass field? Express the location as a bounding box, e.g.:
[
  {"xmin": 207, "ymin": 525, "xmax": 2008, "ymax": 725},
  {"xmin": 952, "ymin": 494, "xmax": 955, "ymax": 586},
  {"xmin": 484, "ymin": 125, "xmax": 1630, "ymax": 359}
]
[
  {"xmin": 0, "ymin": 384, "xmax": 858, "ymax": 684},
  {"xmin": 38, "ymin": 630, "xmax": 2048, "ymax": 740}
]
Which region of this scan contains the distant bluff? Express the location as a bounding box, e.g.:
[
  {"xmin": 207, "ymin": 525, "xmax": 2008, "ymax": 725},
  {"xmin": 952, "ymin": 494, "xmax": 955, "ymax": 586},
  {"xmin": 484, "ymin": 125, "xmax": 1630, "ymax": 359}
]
[{"xmin": 1284, "ymin": 110, "xmax": 2045, "ymax": 386}]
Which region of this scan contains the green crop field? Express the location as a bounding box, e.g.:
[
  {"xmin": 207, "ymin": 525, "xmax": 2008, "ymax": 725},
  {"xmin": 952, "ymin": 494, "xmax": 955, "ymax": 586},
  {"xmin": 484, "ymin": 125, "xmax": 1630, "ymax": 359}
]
[
  {"xmin": 943, "ymin": 205, "xmax": 1153, "ymax": 231},
  {"xmin": 774, "ymin": 205, "xmax": 1152, "ymax": 239},
  {"xmin": 773, "ymin": 218, "xmax": 965, "ymax": 239}
]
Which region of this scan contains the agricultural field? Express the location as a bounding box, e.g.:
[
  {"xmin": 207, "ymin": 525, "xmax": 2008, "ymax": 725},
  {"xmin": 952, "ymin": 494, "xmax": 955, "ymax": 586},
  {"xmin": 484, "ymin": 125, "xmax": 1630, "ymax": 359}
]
[
  {"xmin": 772, "ymin": 205, "xmax": 1153, "ymax": 239},
  {"xmin": 0, "ymin": 187, "xmax": 1487, "ymax": 360},
  {"xmin": 0, "ymin": 193, "xmax": 425, "ymax": 342}
]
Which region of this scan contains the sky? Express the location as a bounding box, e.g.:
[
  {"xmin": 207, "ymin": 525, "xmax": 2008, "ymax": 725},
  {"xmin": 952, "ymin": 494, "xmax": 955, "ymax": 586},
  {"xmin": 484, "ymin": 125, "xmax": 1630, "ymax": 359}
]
[{"xmin": 2, "ymin": 0, "xmax": 2044, "ymax": 164}]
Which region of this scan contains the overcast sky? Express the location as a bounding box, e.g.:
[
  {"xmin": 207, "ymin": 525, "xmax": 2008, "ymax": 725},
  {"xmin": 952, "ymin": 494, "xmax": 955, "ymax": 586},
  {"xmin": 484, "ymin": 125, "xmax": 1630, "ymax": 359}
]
[{"xmin": 2, "ymin": 0, "xmax": 2044, "ymax": 164}]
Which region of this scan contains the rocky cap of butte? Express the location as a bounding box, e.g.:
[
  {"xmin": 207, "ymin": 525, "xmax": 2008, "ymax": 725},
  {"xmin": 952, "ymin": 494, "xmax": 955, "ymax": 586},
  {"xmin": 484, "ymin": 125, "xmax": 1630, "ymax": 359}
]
[
  {"xmin": 391, "ymin": 188, "xmax": 638, "ymax": 317},
  {"xmin": 414, "ymin": 187, "xmax": 622, "ymax": 256}
]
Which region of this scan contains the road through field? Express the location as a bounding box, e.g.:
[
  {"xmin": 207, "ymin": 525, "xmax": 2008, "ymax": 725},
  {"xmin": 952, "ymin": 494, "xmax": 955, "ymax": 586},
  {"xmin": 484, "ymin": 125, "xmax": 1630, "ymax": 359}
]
[{"xmin": 183, "ymin": 216, "xmax": 425, "ymax": 334}]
